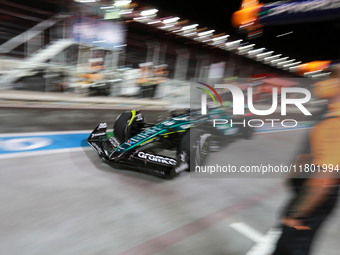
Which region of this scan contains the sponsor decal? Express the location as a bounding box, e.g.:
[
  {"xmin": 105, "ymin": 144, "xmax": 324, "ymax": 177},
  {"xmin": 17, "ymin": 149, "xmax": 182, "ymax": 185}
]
[
  {"xmin": 137, "ymin": 151, "xmax": 177, "ymax": 165},
  {"xmin": 91, "ymin": 132, "xmax": 106, "ymax": 138},
  {"xmin": 91, "ymin": 142, "xmax": 103, "ymax": 154},
  {"xmin": 135, "ymin": 126, "xmax": 164, "ymax": 140},
  {"xmin": 98, "ymin": 123, "xmax": 107, "ymax": 129},
  {"xmin": 127, "ymin": 140, "xmax": 136, "ymax": 145},
  {"xmin": 163, "ymin": 120, "xmax": 176, "ymax": 126},
  {"xmin": 173, "ymin": 117, "xmax": 190, "ymax": 121},
  {"xmin": 180, "ymin": 124, "xmax": 191, "ymax": 129},
  {"xmin": 143, "ymin": 127, "xmax": 163, "ymax": 134},
  {"xmin": 109, "ymin": 137, "xmax": 120, "ymax": 148},
  {"xmin": 136, "ymin": 134, "xmax": 147, "ymax": 139}
]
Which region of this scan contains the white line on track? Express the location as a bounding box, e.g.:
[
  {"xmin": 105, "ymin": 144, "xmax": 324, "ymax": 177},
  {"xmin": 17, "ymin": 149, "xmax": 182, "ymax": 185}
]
[
  {"xmin": 0, "ymin": 147, "xmax": 92, "ymax": 160},
  {"xmin": 0, "ymin": 130, "xmax": 92, "ymax": 137},
  {"xmin": 230, "ymin": 222, "xmax": 264, "ymax": 243},
  {"xmin": 245, "ymin": 228, "xmax": 281, "ymax": 255},
  {"xmin": 230, "ymin": 222, "xmax": 282, "ymax": 254}
]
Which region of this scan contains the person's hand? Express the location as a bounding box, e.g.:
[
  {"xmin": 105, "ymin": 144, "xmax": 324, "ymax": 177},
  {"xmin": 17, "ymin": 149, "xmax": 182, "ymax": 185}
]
[{"xmin": 280, "ymin": 217, "xmax": 310, "ymax": 229}]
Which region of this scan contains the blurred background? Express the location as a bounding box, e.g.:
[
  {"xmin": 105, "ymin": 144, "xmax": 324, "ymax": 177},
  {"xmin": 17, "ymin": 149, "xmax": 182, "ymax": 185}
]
[
  {"xmin": 1, "ymin": 0, "xmax": 331, "ymax": 104},
  {"xmin": 0, "ymin": 0, "xmax": 339, "ymax": 255}
]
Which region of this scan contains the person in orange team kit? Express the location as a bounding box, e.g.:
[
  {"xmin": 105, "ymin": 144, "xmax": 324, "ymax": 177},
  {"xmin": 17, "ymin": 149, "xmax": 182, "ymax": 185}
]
[{"xmin": 272, "ymin": 65, "xmax": 340, "ymax": 255}]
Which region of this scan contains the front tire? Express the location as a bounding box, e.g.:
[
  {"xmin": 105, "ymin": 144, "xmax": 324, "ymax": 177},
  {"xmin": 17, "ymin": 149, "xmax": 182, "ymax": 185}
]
[
  {"xmin": 176, "ymin": 129, "xmax": 211, "ymax": 173},
  {"xmin": 113, "ymin": 111, "xmax": 133, "ymax": 143},
  {"xmin": 114, "ymin": 111, "xmax": 145, "ymax": 143}
]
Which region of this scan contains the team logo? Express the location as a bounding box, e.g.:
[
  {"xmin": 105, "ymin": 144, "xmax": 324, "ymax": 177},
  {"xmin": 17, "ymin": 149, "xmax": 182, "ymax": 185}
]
[
  {"xmin": 137, "ymin": 151, "xmax": 177, "ymax": 165},
  {"xmin": 197, "ymin": 82, "xmax": 311, "ymax": 116},
  {"xmin": 98, "ymin": 123, "xmax": 107, "ymax": 129},
  {"xmin": 196, "ymin": 82, "xmax": 222, "ymax": 115}
]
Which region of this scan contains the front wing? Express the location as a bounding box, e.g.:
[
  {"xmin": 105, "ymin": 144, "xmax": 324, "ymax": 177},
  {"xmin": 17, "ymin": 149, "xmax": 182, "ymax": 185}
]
[{"xmin": 87, "ymin": 122, "xmax": 186, "ymax": 178}]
